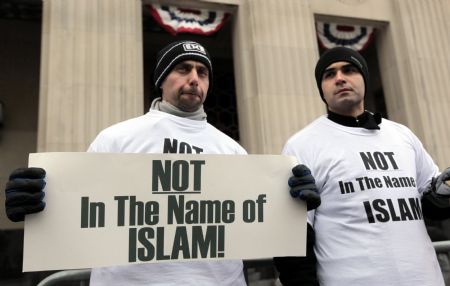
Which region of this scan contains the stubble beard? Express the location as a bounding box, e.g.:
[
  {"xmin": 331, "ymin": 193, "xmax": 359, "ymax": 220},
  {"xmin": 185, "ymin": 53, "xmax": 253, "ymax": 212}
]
[{"xmin": 178, "ymin": 88, "xmax": 204, "ymax": 112}]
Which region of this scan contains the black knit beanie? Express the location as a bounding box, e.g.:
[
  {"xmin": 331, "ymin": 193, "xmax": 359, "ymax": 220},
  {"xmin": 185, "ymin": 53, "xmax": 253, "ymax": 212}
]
[
  {"xmin": 314, "ymin": 47, "xmax": 369, "ymax": 101},
  {"xmin": 154, "ymin": 40, "xmax": 213, "ymax": 92}
]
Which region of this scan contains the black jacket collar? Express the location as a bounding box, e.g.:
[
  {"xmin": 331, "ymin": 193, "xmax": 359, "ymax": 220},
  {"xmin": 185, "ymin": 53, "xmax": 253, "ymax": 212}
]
[{"xmin": 327, "ymin": 110, "xmax": 382, "ymax": 130}]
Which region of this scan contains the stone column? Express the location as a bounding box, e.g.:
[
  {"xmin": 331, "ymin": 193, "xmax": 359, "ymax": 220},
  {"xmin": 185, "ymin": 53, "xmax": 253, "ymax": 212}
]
[
  {"xmin": 377, "ymin": 0, "xmax": 450, "ymax": 168},
  {"xmin": 38, "ymin": 0, "xmax": 143, "ymax": 151},
  {"xmin": 233, "ymin": 0, "xmax": 323, "ymax": 154}
]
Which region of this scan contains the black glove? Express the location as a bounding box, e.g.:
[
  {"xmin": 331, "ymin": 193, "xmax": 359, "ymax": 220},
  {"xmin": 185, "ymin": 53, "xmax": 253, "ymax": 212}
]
[
  {"xmin": 433, "ymin": 167, "xmax": 450, "ymax": 196},
  {"xmin": 422, "ymin": 167, "xmax": 450, "ymax": 220},
  {"xmin": 5, "ymin": 167, "xmax": 46, "ymax": 222},
  {"xmin": 289, "ymin": 164, "xmax": 321, "ymax": 210}
]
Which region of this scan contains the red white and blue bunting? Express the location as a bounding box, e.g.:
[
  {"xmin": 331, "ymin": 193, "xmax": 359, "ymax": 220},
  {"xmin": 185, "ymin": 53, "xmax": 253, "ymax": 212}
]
[
  {"xmin": 149, "ymin": 4, "xmax": 230, "ymax": 36},
  {"xmin": 316, "ymin": 21, "xmax": 374, "ymax": 51}
]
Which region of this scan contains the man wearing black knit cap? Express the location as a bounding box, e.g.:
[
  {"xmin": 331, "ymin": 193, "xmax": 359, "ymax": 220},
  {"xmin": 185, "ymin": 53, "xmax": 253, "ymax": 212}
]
[
  {"xmin": 151, "ymin": 40, "xmax": 213, "ymax": 113},
  {"xmin": 3, "ymin": 40, "xmax": 248, "ymax": 285},
  {"xmin": 275, "ymin": 46, "xmax": 450, "ymax": 286},
  {"xmin": 154, "ymin": 40, "xmax": 213, "ymax": 91},
  {"xmin": 4, "ymin": 40, "xmax": 321, "ymax": 285},
  {"xmin": 314, "ymin": 46, "xmax": 381, "ymax": 128}
]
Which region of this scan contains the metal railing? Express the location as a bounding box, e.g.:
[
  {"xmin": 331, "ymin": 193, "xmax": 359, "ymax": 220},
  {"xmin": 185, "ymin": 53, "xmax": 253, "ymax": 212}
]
[
  {"xmin": 37, "ymin": 269, "xmax": 91, "ymax": 286},
  {"xmin": 434, "ymin": 241, "xmax": 450, "ymax": 253},
  {"xmin": 36, "ymin": 240, "xmax": 450, "ymax": 286}
]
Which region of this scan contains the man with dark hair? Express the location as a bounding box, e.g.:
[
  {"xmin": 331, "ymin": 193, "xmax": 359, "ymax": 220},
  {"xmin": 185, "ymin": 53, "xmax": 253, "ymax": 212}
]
[
  {"xmin": 275, "ymin": 46, "xmax": 450, "ymax": 286},
  {"xmin": 5, "ymin": 40, "xmax": 320, "ymax": 285},
  {"xmin": 5, "ymin": 40, "xmax": 247, "ymax": 285}
]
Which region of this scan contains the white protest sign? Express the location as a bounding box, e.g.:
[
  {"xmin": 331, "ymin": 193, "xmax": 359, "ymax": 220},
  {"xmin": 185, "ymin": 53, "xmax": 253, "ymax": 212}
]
[{"xmin": 23, "ymin": 152, "xmax": 306, "ymax": 271}]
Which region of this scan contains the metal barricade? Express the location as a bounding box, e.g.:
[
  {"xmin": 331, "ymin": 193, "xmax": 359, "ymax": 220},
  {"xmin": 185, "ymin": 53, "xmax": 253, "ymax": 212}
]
[
  {"xmin": 434, "ymin": 241, "xmax": 450, "ymax": 285},
  {"xmin": 36, "ymin": 241, "xmax": 450, "ymax": 286},
  {"xmin": 36, "ymin": 269, "xmax": 91, "ymax": 286},
  {"xmin": 434, "ymin": 241, "xmax": 450, "ymax": 253}
]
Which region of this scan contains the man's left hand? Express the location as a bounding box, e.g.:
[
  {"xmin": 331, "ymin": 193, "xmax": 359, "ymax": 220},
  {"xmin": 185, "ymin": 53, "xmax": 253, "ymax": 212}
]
[
  {"xmin": 289, "ymin": 164, "xmax": 321, "ymax": 210},
  {"xmin": 434, "ymin": 167, "xmax": 450, "ymax": 196}
]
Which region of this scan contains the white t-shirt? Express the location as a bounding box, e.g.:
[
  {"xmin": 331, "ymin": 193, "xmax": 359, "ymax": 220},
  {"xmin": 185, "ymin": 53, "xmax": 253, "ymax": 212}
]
[
  {"xmin": 87, "ymin": 110, "xmax": 247, "ymax": 286},
  {"xmin": 283, "ymin": 115, "xmax": 444, "ymax": 286}
]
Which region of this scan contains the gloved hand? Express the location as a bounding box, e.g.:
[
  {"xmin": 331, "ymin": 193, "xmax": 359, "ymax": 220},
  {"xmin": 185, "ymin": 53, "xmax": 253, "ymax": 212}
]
[
  {"xmin": 431, "ymin": 167, "xmax": 450, "ymax": 196},
  {"xmin": 289, "ymin": 164, "xmax": 321, "ymax": 210},
  {"xmin": 422, "ymin": 167, "xmax": 450, "ymax": 220},
  {"xmin": 5, "ymin": 167, "xmax": 46, "ymax": 222}
]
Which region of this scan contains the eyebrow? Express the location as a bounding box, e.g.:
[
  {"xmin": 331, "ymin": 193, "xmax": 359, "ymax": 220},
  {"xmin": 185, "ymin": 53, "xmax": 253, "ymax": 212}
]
[{"xmin": 324, "ymin": 63, "xmax": 354, "ymax": 73}]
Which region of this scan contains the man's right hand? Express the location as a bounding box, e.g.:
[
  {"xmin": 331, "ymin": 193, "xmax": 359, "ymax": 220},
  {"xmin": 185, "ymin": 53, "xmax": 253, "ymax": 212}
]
[{"xmin": 5, "ymin": 167, "xmax": 46, "ymax": 222}]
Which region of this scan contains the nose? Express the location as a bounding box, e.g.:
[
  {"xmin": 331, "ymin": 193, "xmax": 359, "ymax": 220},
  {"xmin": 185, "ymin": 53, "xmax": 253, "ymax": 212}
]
[
  {"xmin": 188, "ymin": 69, "xmax": 199, "ymax": 86},
  {"xmin": 335, "ymin": 70, "xmax": 346, "ymax": 84}
]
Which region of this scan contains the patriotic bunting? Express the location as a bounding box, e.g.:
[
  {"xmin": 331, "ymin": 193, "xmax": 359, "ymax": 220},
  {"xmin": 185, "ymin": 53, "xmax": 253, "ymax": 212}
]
[
  {"xmin": 316, "ymin": 21, "xmax": 374, "ymax": 51},
  {"xmin": 149, "ymin": 4, "xmax": 230, "ymax": 36}
]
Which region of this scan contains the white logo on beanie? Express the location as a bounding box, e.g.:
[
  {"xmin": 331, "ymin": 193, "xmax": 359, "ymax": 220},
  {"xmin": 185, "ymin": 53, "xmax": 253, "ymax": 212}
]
[{"xmin": 183, "ymin": 43, "xmax": 206, "ymax": 54}]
